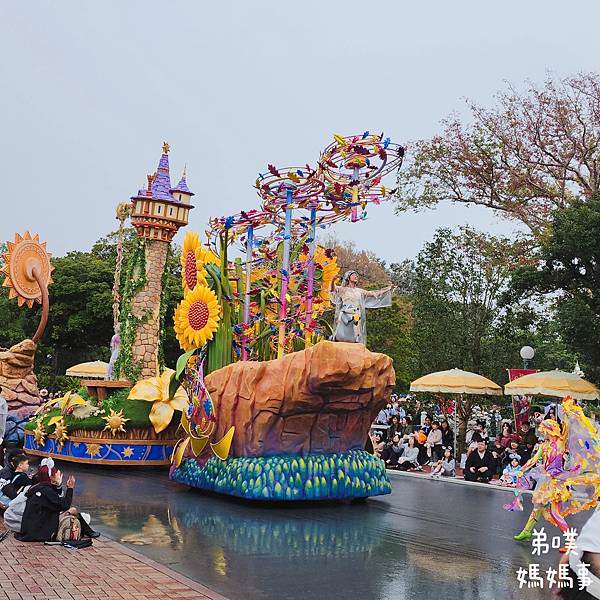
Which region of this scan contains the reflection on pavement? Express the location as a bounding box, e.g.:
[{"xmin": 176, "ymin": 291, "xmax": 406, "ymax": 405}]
[{"xmin": 67, "ymin": 465, "xmax": 580, "ymax": 600}]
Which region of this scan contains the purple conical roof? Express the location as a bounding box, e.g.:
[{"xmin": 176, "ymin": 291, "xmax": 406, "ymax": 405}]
[
  {"xmin": 150, "ymin": 152, "xmax": 175, "ymax": 201},
  {"xmin": 170, "ymin": 171, "xmax": 194, "ymax": 197}
]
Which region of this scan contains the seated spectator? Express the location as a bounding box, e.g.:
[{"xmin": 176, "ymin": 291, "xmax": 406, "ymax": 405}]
[
  {"xmin": 518, "ymin": 421, "xmax": 538, "ymax": 463},
  {"xmin": 420, "ymin": 415, "xmax": 433, "ymax": 437},
  {"xmin": 370, "ymin": 431, "xmax": 385, "ymax": 458},
  {"xmin": 464, "ymin": 440, "xmax": 495, "ymax": 483},
  {"xmin": 498, "ymin": 453, "xmax": 521, "ymax": 487},
  {"xmin": 381, "ymin": 434, "xmax": 403, "ymax": 468},
  {"xmin": 440, "ymin": 419, "xmax": 454, "ymax": 449},
  {"xmin": 430, "ymin": 447, "xmax": 456, "ymax": 478},
  {"xmin": 496, "ymin": 422, "xmax": 521, "ymax": 449},
  {"xmin": 397, "ymin": 435, "xmax": 420, "ymax": 471},
  {"xmin": 16, "ymin": 459, "xmax": 98, "ymax": 542},
  {"xmin": 388, "ymin": 415, "xmax": 401, "ymax": 439},
  {"xmin": 375, "ymin": 407, "xmax": 389, "ymax": 425},
  {"xmin": 425, "ymin": 420, "xmax": 443, "ymax": 463},
  {"xmin": 399, "ymin": 416, "xmax": 412, "ymax": 438},
  {"xmin": 499, "ymin": 439, "xmax": 522, "ymax": 472},
  {"xmin": 0, "ymin": 454, "xmax": 33, "ymax": 504},
  {"xmin": 466, "ymin": 421, "xmax": 488, "ymax": 455}
]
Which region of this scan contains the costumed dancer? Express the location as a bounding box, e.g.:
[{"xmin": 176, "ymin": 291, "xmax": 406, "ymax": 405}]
[
  {"xmin": 331, "ymin": 271, "xmax": 392, "ymax": 344},
  {"xmin": 508, "ymin": 397, "xmax": 600, "ymax": 543}
]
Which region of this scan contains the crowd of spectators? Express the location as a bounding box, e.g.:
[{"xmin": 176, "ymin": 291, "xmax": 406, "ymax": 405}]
[{"xmin": 370, "ymin": 395, "xmax": 565, "ymax": 486}]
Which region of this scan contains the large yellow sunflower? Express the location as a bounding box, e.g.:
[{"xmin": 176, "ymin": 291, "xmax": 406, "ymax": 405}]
[
  {"xmin": 174, "ymin": 285, "xmax": 220, "ymax": 351},
  {"xmin": 181, "ymin": 232, "xmax": 207, "ymax": 293}
]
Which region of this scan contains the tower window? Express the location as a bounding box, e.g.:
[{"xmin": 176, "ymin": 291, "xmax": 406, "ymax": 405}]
[
  {"xmin": 169, "ymin": 207, "xmax": 173, "ymax": 216},
  {"xmin": 157, "ymin": 205, "xmax": 161, "ymax": 214}
]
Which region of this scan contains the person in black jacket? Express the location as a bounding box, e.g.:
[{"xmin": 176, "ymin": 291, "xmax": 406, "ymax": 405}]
[
  {"xmin": 16, "ymin": 460, "xmax": 98, "ymax": 542},
  {"xmin": 440, "ymin": 419, "xmax": 454, "ymax": 449},
  {"xmin": 0, "ymin": 454, "xmax": 33, "ymax": 501},
  {"xmin": 464, "ymin": 440, "xmax": 495, "ymax": 483}
]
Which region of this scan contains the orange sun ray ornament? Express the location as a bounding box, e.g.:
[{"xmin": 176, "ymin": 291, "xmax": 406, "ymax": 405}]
[{"xmin": 2, "ymin": 231, "xmax": 54, "ymax": 343}]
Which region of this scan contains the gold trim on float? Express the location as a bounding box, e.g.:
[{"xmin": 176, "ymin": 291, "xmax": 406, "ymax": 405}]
[
  {"xmin": 24, "ymin": 447, "xmax": 172, "ymax": 466},
  {"xmin": 24, "ymin": 431, "xmax": 179, "ymax": 445}
]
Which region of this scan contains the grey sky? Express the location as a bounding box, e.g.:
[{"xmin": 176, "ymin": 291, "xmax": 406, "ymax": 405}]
[{"xmin": 2, "ymin": 1, "xmax": 598, "ymax": 263}]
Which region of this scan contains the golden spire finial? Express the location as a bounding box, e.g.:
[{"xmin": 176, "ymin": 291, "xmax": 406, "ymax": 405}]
[{"xmin": 162, "ymin": 141, "xmax": 170, "ymax": 154}]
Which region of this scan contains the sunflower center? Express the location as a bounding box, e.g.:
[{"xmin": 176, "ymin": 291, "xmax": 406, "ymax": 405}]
[
  {"xmin": 188, "ymin": 300, "xmax": 210, "ymax": 330},
  {"xmin": 185, "ymin": 251, "xmax": 197, "ymax": 289}
]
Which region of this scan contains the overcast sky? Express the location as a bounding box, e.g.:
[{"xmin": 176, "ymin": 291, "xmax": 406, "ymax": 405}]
[{"xmin": 2, "ymin": 1, "xmax": 599, "ymax": 263}]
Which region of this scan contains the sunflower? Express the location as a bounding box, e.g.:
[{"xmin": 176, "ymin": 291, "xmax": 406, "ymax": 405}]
[
  {"xmin": 298, "ymin": 246, "xmax": 340, "ymax": 303},
  {"xmin": 174, "ymin": 285, "xmax": 220, "ymax": 351},
  {"xmin": 181, "ymin": 232, "xmax": 220, "ymax": 294}
]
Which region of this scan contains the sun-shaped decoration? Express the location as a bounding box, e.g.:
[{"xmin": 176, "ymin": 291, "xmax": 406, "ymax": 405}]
[
  {"xmin": 180, "ymin": 232, "xmax": 219, "ymax": 294},
  {"xmin": 32, "ymin": 419, "xmax": 46, "ymax": 447},
  {"xmin": 174, "ymin": 285, "xmax": 220, "ymax": 351},
  {"xmin": 52, "ymin": 417, "xmax": 69, "ymax": 450},
  {"xmin": 102, "ymin": 409, "xmax": 130, "ymax": 436},
  {"xmin": 85, "ymin": 443, "xmax": 102, "ymax": 458},
  {"xmin": 1, "ymin": 232, "xmax": 54, "ymax": 308}
]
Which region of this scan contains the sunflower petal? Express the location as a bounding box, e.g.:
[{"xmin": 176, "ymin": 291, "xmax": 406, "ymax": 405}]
[
  {"xmin": 169, "ymin": 387, "xmax": 189, "ymax": 411},
  {"xmin": 190, "ymin": 436, "xmax": 208, "ymax": 456},
  {"xmin": 211, "ymin": 426, "xmax": 235, "ymax": 461},
  {"xmin": 149, "ymin": 402, "xmax": 174, "ymax": 433},
  {"xmin": 171, "ymin": 437, "xmax": 190, "ymax": 468},
  {"xmin": 159, "ymin": 369, "xmax": 175, "ymax": 401},
  {"xmin": 129, "ymin": 378, "xmax": 162, "ymax": 402}
]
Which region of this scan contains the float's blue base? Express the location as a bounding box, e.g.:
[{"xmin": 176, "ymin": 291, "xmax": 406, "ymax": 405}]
[
  {"xmin": 170, "ymin": 449, "xmax": 392, "ymax": 501},
  {"xmin": 24, "ymin": 431, "xmax": 176, "ymax": 466}
]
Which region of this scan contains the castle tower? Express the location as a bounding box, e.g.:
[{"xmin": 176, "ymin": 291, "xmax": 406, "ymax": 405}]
[{"xmin": 125, "ymin": 143, "xmax": 194, "ymax": 380}]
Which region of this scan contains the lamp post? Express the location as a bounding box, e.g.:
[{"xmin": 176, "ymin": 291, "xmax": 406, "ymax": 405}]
[{"xmin": 520, "ymin": 346, "xmax": 535, "ymax": 369}]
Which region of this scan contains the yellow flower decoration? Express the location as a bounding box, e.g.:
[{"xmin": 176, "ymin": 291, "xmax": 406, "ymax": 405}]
[
  {"xmin": 102, "ymin": 409, "xmax": 130, "ymax": 436},
  {"xmin": 128, "ymin": 369, "xmax": 188, "ymax": 433},
  {"xmin": 33, "ymin": 420, "xmax": 46, "ymax": 447},
  {"xmin": 37, "ymin": 391, "xmax": 87, "ymax": 416},
  {"xmin": 181, "ymin": 232, "xmax": 220, "ymax": 294},
  {"xmin": 174, "ymin": 285, "xmax": 220, "ymax": 351},
  {"xmin": 49, "ymin": 417, "xmax": 69, "ymax": 450}
]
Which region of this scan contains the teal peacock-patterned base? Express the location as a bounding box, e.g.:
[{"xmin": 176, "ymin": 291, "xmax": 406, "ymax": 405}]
[{"xmin": 170, "ymin": 449, "xmax": 392, "ymax": 501}]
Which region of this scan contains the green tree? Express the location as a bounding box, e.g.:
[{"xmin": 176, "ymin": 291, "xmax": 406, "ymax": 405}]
[
  {"xmin": 0, "ymin": 230, "xmax": 183, "ymax": 390},
  {"xmin": 410, "ymin": 227, "xmax": 530, "ymax": 450},
  {"xmin": 509, "ymin": 194, "xmax": 600, "ymax": 382}
]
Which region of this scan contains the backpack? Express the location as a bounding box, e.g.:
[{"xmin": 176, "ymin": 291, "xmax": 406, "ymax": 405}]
[
  {"xmin": 3, "ymin": 486, "xmax": 30, "ymax": 532},
  {"xmin": 4, "ymin": 416, "xmax": 27, "ymax": 446},
  {"xmin": 1, "ymin": 473, "xmax": 23, "ymax": 500},
  {"xmin": 55, "ymin": 513, "xmax": 81, "ymax": 542}
]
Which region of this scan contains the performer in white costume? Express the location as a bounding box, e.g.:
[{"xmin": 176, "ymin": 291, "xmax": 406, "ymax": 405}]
[{"xmin": 331, "ymin": 271, "xmax": 392, "ymax": 345}]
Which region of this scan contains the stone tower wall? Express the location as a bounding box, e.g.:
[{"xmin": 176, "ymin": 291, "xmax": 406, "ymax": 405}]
[{"xmin": 131, "ymin": 240, "xmax": 169, "ymax": 380}]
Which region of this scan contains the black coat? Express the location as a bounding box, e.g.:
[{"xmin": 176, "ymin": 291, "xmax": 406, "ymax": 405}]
[
  {"xmin": 465, "ymin": 450, "xmax": 495, "ymax": 474},
  {"xmin": 17, "ymin": 484, "xmax": 73, "ymax": 542},
  {"xmin": 441, "ymin": 428, "xmax": 454, "ymax": 448}
]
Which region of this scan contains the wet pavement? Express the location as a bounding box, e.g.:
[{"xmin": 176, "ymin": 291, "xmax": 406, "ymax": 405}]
[{"xmin": 65, "ymin": 463, "xmax": 585, "ymax": 600}]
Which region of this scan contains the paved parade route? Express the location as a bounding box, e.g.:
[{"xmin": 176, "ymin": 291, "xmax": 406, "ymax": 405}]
[{"xmin": 26, "ymin": 464, "xmax": 582, "ymax": 600}]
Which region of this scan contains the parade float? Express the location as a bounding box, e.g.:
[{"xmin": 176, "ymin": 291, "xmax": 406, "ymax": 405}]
[
  {"xmin": 165, "ymin": 132, "xmax": 405, "ymax": 500},
  {"xmin": 20, "ymin": 132, "xmax": 406, "ymax": 496},
  {"xmin": 23, "ymin": 144, "xmax": 193, "ymax": 465}
]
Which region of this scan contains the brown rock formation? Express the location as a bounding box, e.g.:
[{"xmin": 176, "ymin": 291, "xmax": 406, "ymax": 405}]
[
  {"xmin": 0, "ymin": 339, "xmax": 42, "ymax": 417},
  {"xmin": 205, "ymin": 341, "xmax": 395, "ymax": 457}
]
